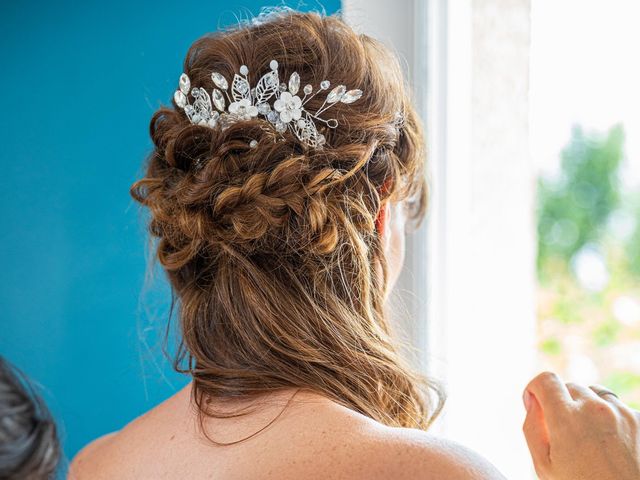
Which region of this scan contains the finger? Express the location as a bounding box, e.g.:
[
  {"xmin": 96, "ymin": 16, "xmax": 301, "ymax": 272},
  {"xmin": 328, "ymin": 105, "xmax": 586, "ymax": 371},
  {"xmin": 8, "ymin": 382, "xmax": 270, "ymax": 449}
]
[
  {"xmin": 566, "ymin": 382, "xmax": 602, "ymax": 402},
  {"xmin": 524, "ymin": 371, "xmax": 574, "ymax": 427},
  {"xmin": 522, "ymin": 393, "xmax": 551, "ymax": 475},
  {"xmin": 589, "ymin": 384, "xmax": 628, "ymax": 409}
]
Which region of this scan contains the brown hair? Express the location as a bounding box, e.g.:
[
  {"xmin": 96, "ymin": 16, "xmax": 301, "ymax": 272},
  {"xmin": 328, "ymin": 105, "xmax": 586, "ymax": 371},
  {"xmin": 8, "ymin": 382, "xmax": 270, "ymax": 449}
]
[{"xmin": 130, "ymin": 8, "xmax": 445, "ymax": 441}]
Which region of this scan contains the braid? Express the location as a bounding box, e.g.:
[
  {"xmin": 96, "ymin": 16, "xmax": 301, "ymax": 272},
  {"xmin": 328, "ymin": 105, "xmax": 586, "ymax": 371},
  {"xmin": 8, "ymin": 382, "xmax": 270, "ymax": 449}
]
[{"xmin": 129, "ymin": 9, "xmax": 444, "ymax": 442}]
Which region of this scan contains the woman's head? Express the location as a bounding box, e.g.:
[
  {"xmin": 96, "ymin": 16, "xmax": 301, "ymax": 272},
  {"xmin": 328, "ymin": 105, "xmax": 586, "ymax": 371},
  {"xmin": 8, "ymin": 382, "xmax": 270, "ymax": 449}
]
[
  {"xmin": 0, "ymin": 357, "xmax": 60, "ymax": 479},
  {"xmin": 131, "ymin": 8, "xmax": 443, "ymax": 434}
]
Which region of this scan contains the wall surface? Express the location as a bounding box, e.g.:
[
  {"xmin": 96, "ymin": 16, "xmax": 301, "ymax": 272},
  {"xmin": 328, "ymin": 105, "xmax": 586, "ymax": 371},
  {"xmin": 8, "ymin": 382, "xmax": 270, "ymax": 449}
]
[{"xmin": 0, "ymin": 0, "xmax": 340, "ymax": 468}]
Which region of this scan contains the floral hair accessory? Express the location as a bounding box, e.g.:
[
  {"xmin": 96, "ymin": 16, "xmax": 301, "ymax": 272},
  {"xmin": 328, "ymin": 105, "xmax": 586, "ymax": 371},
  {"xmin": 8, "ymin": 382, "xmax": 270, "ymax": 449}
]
[{"xmin": 173, "ymin": 59, "xmax": 363, "ymax": 149}]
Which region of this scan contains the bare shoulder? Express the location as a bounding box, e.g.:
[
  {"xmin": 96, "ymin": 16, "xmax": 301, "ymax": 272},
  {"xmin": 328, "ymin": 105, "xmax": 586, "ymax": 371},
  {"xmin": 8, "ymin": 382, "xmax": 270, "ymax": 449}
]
[
  {"xmin": 276, "ymin": 394, "xmax": 508, "ymax": 480},
  {"xmin": 67, "ymin": 408, "xmax": 163, "ymax": 480},
  {"xmin": 67, "ymin": 388, "xmax": 177, "ymax": 479},
  {"xmin": 359, "ymin": 424, "xmax": 508, "ymax": 480},
  {"xmin": 66, "ymin": 387, "xmax": 507, "ymax": 480},
  {"xmin": 67, "ymin": 430, "xmax": 119, "ymax": 480}
]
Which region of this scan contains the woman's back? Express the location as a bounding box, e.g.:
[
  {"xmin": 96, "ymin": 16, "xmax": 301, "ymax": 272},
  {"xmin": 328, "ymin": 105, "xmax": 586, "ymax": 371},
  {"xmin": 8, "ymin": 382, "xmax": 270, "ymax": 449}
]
[
  {"xmin": 35, "ymin": 7, "xmax": 640, "ymax": 480},
  {"xmin": 69, "ymin": 384, "xmax": 505, "ymax": 480},
  {"xmin": 72, "ymin": 9, "xmax": 508, "ymax": 480}
]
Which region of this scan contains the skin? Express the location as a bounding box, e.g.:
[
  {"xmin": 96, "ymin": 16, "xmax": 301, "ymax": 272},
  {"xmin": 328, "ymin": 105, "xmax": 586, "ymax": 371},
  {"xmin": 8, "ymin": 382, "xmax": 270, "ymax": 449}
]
[
  {"xmin": 380, "ymin": 198, "xmax": 407, "ymax": 297},
  {"xmin": 522, "ymin": 371, "xmax": 640, "ymax": 480},
  {"xmin": 69, "ymin": 200, "xmax": 640, "ymax": 479}
]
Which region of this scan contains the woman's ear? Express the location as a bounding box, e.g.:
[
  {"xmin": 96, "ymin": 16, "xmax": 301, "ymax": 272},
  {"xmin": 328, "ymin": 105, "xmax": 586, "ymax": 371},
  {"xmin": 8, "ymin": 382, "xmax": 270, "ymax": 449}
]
[
  {"xmin": 376, "ymin": 177, "xmax": 394, "ymax": 237},
  {"xmin": 376, "ymin": 201, "xmax": 390, "ymax": 238}
]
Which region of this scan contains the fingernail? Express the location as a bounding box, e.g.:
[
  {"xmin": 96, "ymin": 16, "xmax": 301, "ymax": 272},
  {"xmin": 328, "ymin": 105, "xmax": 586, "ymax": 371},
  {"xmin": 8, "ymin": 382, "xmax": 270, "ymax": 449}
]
[{"xmin": 523, "ymin": 390, "xmax": 532, "ymax": 412}]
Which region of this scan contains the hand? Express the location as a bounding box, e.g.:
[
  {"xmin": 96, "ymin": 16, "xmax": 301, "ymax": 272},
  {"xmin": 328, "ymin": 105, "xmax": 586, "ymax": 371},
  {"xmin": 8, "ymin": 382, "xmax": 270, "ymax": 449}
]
[{"xmin": 522, "ymin": 371, "xmax": 640, "ymax": 480}]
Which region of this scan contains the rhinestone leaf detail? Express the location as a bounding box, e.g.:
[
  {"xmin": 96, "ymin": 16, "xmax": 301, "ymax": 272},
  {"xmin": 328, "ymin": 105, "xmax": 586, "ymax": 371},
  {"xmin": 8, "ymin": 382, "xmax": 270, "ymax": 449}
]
[
  {"xmin": 231, "ymin": 74, "xmax": 250, "ymax": 101},
  {"xmin": 174, "ymin": 90, "xmax": 187, "ymax": 108},
  {"xmin": 341, "ymin": 89, "xmax": 363, "ymax": 104},
  {"xmin": 327, "ymin": 85, "xmax": 346, "ymax": 103},
  {"xmin": 288, "ymin": 72, "xmax": 300, "ymax": 95},
  {"xmin": 212, "ymin": 89, "xmax": 225, "ymax": 111},
  {"xmin": 254, "ymin": 71, "xmax": 279, "ymax": 104},
  {"xmin": 179, "ymin": 74, "xmax": 190, "ymax": 95},
  {"xmin": 211, "ymin": 72, "xmax": 228, "ymax": 90},
  {"xmin": 172, "ymin": 61, "xmax": 364, "ymax": 149}
]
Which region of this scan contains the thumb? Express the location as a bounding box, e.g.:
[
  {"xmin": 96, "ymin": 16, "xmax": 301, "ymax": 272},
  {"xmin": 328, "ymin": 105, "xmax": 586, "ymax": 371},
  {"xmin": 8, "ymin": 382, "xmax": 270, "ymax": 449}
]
[{"xmin": 522, "ymin": 391, "xmax": 551, "ymax": 474}]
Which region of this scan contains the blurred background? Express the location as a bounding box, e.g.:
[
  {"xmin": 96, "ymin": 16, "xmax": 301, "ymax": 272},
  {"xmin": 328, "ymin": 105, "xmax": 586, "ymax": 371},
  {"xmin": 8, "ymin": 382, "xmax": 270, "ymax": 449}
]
[
  {"xmin": 531, "ymin": 0, "xmax": 640, "ymax": 411},
  {"xmin": 1, "ymin": 1, "xmax": 638, "ymax": 479}
]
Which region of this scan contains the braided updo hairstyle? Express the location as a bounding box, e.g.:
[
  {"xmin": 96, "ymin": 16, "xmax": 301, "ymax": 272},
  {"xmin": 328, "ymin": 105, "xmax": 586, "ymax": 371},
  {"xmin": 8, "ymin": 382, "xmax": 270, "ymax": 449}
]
[{"xmin": 130, "ymin": 8, "xmax": 445, "ymax": 439}]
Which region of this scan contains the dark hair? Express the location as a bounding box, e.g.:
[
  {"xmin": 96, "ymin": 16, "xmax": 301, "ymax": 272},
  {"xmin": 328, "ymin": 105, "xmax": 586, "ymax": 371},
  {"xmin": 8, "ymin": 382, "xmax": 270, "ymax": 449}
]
[
  {"xmin": 131, "ymin": 8, "xmax": 444, "ymax": 442},
  {"xmin": 0, "ymin": 357, "xmax": 60, "ymax": 479}
]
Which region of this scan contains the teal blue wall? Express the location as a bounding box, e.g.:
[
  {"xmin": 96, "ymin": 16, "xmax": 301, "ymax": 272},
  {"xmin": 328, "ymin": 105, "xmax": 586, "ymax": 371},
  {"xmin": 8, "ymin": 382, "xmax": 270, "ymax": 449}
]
[{"xmin": 0, "ymin": 0, "xmax": 340, "ymax": 470}]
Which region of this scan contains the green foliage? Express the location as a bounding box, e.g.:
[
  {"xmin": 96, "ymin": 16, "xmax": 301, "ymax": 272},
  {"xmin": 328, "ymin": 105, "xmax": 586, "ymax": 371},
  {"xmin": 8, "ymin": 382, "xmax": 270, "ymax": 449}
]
[
  {"xmin": 536, "ymin": 123, "xmax": 640, "ymax": 409},
  {"xmin": 539, "ymin": 338, "xmax": 562, "ymax": 355},
  {"xmin": 537, "ymin": 124, "xmax": 625, "ymax": 276},
  {"xmin": 626, "ymin": 202, "xmax": 640, "ymax": 277},
  {"xmin": 551, "ymin": 293, "xmax": 584, "ymax": 324},
  {"xmin": 603, "ymin": 371, "xmax": 640, "ymax": 395},
  {"xmin": 592, "ymin": 319, "xmax": 621, "ymax": 347}
]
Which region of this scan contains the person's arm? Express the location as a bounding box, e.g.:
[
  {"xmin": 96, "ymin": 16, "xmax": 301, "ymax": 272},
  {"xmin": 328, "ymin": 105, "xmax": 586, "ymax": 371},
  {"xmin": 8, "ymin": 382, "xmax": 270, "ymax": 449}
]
[{"xmin": 522, "ymin": 371, "xmax": 640, "ymax": 480}]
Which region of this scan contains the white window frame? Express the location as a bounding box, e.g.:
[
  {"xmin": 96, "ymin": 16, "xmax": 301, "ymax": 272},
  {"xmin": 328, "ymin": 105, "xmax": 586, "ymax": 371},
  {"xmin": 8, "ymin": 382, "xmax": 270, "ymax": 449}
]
[{"xmin": 343, "ymin": 1, "xmax": 537, "ymax": 478}]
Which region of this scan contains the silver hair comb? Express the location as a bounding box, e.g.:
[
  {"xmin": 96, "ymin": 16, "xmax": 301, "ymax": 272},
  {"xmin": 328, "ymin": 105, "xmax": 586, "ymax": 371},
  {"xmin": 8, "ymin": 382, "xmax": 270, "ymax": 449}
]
[{"xmin": 173, "ymin": 59, "xmax": 363, "ymax": 149}]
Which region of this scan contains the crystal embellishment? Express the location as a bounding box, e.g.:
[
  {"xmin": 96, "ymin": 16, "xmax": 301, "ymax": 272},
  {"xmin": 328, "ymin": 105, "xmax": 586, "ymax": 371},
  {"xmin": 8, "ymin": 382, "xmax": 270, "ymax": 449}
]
[
  {"xmin": 232, "ymin": 75, "xmax": 250, "ymax": 97},
  {"xmin": 327, "ymin": 85, "xmax": 346, "ymax": 103},
  {"xmin": 211, "ymin": 72, "xmax": 228, "ymax": 90},
  {"xmin": 288, "ymin": 72, "xmax": 300, "ymax": 95},
  {"xmin": 212, "ymin": 89, "xmax": 225, "ymax": 111},
  {"xmin": 172, "ymin": 59, "xmax": 364, "ymax": 149},
  {"xmin": 179, "ymin": 73, "xmax": 190, "ymax": 94},
  {"xmin": 341, "ymin": 89, "xmax": 363, "ymax": 104},
  {"xmin": 174, "ymin": 90, "xmax": 187, "ymax": 108}
]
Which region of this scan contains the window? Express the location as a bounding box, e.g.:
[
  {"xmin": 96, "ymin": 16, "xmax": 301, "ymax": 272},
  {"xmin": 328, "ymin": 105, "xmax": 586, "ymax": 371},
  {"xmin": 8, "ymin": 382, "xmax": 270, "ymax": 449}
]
[
  {"xmin": 531, "ymin": 0, "xmax": 640, "ymax": 410},
  {"xmin": 344, "ymin": 1, "xmax": 536, "ymax": 478},
  {"xmin": 345, "ymin": 1, "xmax": 639, "ymax": 478}
]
